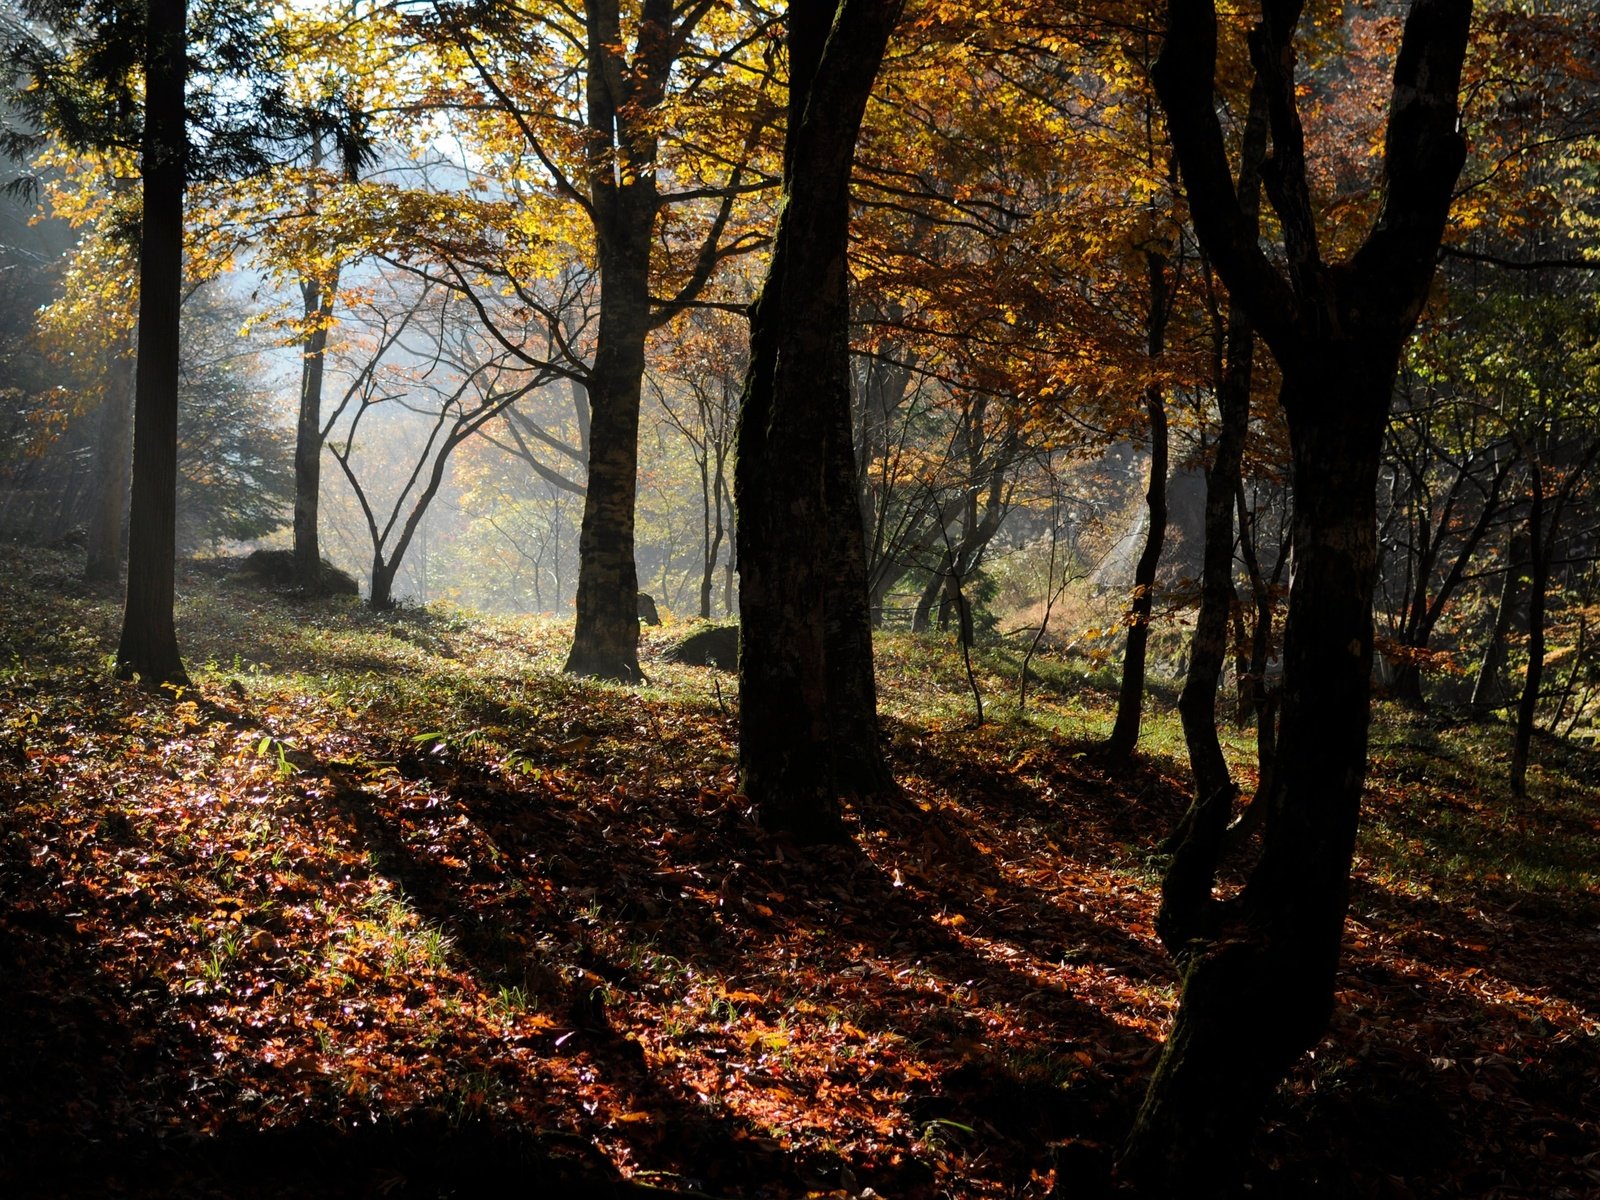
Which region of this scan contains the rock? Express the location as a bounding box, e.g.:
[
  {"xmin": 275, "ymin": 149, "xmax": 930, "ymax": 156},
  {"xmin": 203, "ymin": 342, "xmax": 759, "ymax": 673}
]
[
  {"xmin": 637, "ymin": 592, "xmax": 662, "ymax": 626},
  {"xmin": 240, "ymin": 549, "xmax": 359, "ymax": 596},
  {"xmin": 662, "ymin": 623, "xmax": 739, "ymax": 669}
]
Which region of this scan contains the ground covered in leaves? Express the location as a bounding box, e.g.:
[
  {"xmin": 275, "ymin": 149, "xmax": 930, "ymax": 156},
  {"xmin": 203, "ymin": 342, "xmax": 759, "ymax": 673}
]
[{"xmin": 1, "ymin": 544, "xmax": 1596, "ymax": 1199}]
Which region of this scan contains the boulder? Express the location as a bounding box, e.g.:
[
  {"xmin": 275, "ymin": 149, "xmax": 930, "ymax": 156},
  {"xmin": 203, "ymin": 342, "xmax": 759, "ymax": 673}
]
[
  {"xmin": 662, "ymin": 623, "xmax": 739, "ymax": 669},
  {"xmin": 241, "ymin": 549, "xmax": 360, "ymax": 596}
]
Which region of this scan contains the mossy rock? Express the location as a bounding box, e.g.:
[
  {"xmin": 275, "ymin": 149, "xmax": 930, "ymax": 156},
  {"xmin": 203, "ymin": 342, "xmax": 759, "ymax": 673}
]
[
  {"xmin": 662, "ymin": 623, "xmax": 739, "ymax": 669},
  {"xmin": 240, "ymin": 549, "xmax": 360, "ymax": 596}
]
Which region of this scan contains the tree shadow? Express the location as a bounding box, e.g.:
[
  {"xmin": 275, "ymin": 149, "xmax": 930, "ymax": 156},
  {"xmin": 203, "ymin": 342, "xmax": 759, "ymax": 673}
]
[{"xmin": 351, "ymin": 711, "xmax": 1173, "ymax": 1196}]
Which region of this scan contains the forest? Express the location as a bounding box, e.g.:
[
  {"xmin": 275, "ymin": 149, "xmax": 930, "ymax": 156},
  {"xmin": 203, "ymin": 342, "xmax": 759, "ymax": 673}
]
[{"xmin": 0, "ymin": 0, "xmax": 1596, "ymax": 1196}]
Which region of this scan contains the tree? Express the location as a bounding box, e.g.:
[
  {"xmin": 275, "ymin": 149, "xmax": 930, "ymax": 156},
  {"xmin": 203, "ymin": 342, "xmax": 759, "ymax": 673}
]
[
  {"xmin": 393, "ymin": 0, "xmax": 780, "ymax": 679},
  {"xmin": 1103, "ymin": 245, "xmax": 1174, "ymax": 759},
  {"xmin": 8, "ymin": 0, "xmax": 355, "ymax": 685},
  {"xmin": 1172, "ymin": 82, "xmax": 1267, "ymax": 829},
  {"xmin": 318, "ymin": 277, "xmax": 550, "ymax": 609},
  {"xmin": 652, "ymin": 309, "xmax": 741, "ymax": 619},
  {"xmin": 114, "ymin": 0, "xmax": 188, "ymax": 686},
  {"xmin": 1124, "ymin": 0, "xmax": 1472, "ymax": 1190},
  {"xmin": 735, "ymin": 0, "xmax": 902, "ymax": 840}
]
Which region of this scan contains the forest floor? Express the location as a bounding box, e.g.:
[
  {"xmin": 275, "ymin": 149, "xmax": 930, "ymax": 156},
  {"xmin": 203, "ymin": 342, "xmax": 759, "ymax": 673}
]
[{"xmin": 1, "ymin": 543, "xmax": 1597, "ymax": 1200}]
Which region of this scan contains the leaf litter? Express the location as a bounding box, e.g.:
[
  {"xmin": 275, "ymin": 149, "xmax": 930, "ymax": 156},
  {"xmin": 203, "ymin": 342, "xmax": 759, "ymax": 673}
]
[{"xmin": 0, "ymin": 544, "xmax": 1596, "ymax": 1198}]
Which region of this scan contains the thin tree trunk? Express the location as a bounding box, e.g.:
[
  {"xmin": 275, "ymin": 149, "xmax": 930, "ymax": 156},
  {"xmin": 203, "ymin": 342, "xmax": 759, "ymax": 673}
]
[
  {"xmin": 1471, "ymin": 532, "xmax": 1526, "ymax": 717},
  {"xmin": 1171, "ymin": 83, "xmax": 1267, "ymax": 862},
  {"xmin": 115, "ymin": 0, "xmax": 189, "ymax": 689},
  {"xmin": 293, "ymin": 271, "xmax": 336, "ymax": 590},
  {"xmin": 911, "ymin": 546, "xmax": 950, "ymax": 633},
  {"xmin": 1164, "ymin": 309, "xmax": 1256, "ymax": 923},
  {"xmin": 1510, "ymin": 471, "xmax": 1547, "ymax": 797},
  {"xmin": 1106, "ymin": 249, "xmax": 1171, "ymax": 760},
  {"xmin": 704, "ymin": 451, "xmax": 723, "ymax": 620}
]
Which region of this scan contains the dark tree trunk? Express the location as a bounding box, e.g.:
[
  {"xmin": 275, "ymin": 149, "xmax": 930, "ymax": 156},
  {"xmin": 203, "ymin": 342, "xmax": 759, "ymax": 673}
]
[
  {"xmin": 1124, "ymin": 0, "xmax": 1470, "ymax": 1189},
  {"xmin": 563, "ymin": 0, "xmax": 734, "ymax": 679},
  {"xmin": 1165, "ymin": 311, "xmax": 1256, "ymax": 920},
  {"xmin": 369, "ymin": 554, "xmax": 399, "ymax": 611},
  {"xmin": 1129, "ymin": 353, "xmax": 1394, "ymax": 1190},
  {"xmin": 564, "ymin": 218, "xmax": 650, "ymax": 679},
  {"xmin": 1508, "ymin": 477, "xmax": 1546, "ymax": 798},
  {"xmin": 115, "ymin": 0, "xmax": 189, "ymax": 689},
  {"xmin": 698, "ymin": 455, "xmax": 715, "ymax": 619},
  {"xmin": 1471, "ymin": 531, "xmax": 1527, "ymax": 717},
  {"xmin": 698, "ymin": 421, "xmax": 730, "ymax": 619},
  {"xmin": 911, "ymin": 549, "xmax": 949, "ymax": 633},
  {"xmin": 293, "ymin": 272, "xmax": 336, "ymax": 590},
  {"xmin": 1175, "ymin": 84, "xmax": 1265, "ymax": 822},
  {"xmin": 1106, "ymin": 250, "xmax": 1171, "ymax": 761},
  {"xmin": 735, "ymin": 0, "xmax": 901, "ymax": 840},
  {"xmin": 85, "ymin": 348, "xmax": 135, "ymax": 584}
]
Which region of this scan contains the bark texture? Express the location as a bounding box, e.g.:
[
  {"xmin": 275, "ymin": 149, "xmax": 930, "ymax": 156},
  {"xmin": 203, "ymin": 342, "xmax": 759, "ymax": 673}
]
[
  {"xmin": 735, "ymin": 0, "xmax": 902, "ymax": 839},
  {"xmin": 1124, "ymin": 0, "xmax": 1471, "ymax": 1191},
  {"xmin": 115, "ymin": 0, "xmax": 189, "ymax": 689}
]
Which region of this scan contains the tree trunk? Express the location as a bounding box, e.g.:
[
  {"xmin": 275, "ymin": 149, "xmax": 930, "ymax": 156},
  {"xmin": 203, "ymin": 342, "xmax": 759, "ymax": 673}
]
[
  {"xmin": 1106, "ymin": 250, "xmax": 1171, "ymax": 761},
  {"xmin": 698, "ymin": 454, "xmax": 715, "ymax": 619},
  {"xmin": 1471, "ymin": 531, "xmax": 1527, "ymax": 717},
  {"xmin": 735, "ymin": 0, "xmax": 901, "ymax": 841},
  {"xmin": 115, "ymin": 0, "xmax": 189, "ymax": 690},
  {"xmin": 1167, "ymin": 84, "xmax": 1266, "ymax": 925},
  {"xmin": 1509, "ymin": 473, "xmax": 1547, "ymax": 797},
  {"xmin": 561, "ymin": 0, "xmax": 675, "ymax": 681},
  {"xmin": 911, "ymin": 547, "xmax": 949, "ymax": 633},
  {"xmin": 85, "ymin": 348, "xmax": 135, "ymax": 584},
  {"xmin": 1127, "ymin": 0, "xmax": 1470, "ymax": 1188},
  {"xmin": 369, "ymin": 554, "xmax": 398, "ymax": 611},
  {"xmin": 564, "ymin": 224, "xmax": 650, "ymax": 679},
  {"xmin": 1127, "ymin": 353, "xmax": 1394, "ymax": 1191},
  {"xmin": 293, "ymin": 272, "xmax": 336, "ymax": 590},
  {"xmin": 1166, "ymin": 307, "xmax": 1255, "ymax": 929},
  {"xmin": 698, "ymin": 436, "xmax": 729, "ymax": 619}
]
